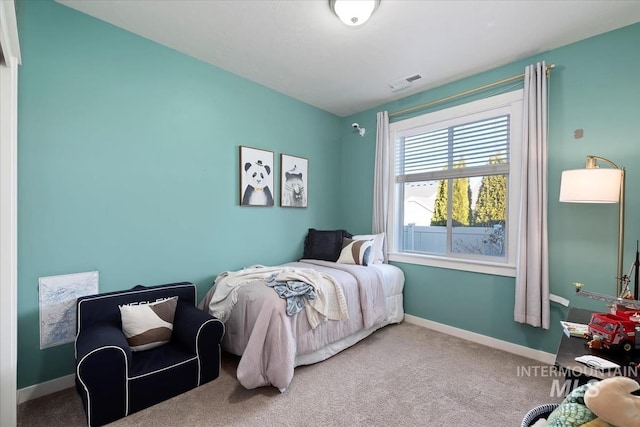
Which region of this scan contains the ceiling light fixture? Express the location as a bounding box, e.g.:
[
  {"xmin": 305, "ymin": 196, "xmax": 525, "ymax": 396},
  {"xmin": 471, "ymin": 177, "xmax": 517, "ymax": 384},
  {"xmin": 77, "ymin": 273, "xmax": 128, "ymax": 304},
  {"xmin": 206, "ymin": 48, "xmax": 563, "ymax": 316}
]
[{"xmin": 330, "ymin": 0, "xmax": 380, "ymax": 27}]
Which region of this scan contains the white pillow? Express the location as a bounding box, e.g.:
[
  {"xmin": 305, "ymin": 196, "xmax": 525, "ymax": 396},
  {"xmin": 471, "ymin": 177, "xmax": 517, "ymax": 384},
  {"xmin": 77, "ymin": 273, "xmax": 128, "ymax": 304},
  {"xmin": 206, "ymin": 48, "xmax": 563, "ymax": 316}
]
[
  {"xmin": 119, "ymin": 296, "xmax": 177, "ymax": 351},
  {"xmin": 352, "ymin": 233, "xmax": 385, "ymax": 264},
  {"xmin": 337, "ymin": 238, "xmax": 373, "ymax": 266}
]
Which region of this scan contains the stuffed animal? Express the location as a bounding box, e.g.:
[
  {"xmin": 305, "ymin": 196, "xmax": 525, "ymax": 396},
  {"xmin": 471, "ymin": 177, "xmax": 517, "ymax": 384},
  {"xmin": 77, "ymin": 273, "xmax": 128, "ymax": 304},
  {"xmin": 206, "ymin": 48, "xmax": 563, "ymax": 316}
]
[
  {"xmin": 584, "ymin": 377, "xmax": 640, "ymax": 427},
  {"xmin": 539, "ymin": 383, "xmax": 597, "ymax": 427},
  {"xmin": 531, "ymin": 377, "xmax": 640, "ymax": 427},
  {"xmin": 242, "ymin": 160, "xmax": 274, "ymax": 206}
]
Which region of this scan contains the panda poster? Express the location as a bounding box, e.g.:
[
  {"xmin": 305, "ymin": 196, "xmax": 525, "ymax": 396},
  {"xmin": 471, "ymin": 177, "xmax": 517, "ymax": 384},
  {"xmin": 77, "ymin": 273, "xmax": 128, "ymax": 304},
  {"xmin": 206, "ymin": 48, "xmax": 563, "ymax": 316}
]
[
  {"xmin": 240, "ymin": 146, "xmax": 275, "ymax": 206},
  {"xmin": 280, "ymin": 154, "xmax": 308, "ymax": 208}
]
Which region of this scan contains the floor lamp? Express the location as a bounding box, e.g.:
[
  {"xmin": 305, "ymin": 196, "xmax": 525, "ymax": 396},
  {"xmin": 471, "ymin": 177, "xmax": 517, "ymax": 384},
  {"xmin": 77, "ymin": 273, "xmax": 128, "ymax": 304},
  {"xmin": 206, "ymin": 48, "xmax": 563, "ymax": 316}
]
[{"xmin": 559, "ymin": 155, "xmax": 626, "ymax": 297}]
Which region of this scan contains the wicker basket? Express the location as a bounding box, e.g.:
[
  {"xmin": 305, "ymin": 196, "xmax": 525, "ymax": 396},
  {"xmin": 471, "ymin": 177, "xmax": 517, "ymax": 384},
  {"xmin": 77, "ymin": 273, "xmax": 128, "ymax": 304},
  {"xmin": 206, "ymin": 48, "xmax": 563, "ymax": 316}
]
[{"xmin": 520, "ymin": 403, "xmax": 559, "ymax": 427}]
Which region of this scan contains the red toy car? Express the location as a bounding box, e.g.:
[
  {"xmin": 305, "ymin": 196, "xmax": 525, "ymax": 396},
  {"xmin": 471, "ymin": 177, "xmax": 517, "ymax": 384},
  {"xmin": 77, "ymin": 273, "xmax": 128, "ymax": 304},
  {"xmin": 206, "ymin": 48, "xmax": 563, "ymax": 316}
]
[{"xmin": 587, "ymin": 308, "xmax": 640, "ymax": 352}]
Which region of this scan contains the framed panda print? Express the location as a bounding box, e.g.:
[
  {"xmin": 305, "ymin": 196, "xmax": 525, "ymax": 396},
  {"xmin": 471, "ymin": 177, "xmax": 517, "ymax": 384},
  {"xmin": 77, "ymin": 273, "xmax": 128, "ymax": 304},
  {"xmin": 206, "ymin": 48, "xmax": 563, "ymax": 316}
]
[
  {"xmin": 239, "ymin": 146, "xmax": 275, "ymax": 206},
  {"xmin": 280, "ymin": 154, "xmax": 308, "ymax": 208}
]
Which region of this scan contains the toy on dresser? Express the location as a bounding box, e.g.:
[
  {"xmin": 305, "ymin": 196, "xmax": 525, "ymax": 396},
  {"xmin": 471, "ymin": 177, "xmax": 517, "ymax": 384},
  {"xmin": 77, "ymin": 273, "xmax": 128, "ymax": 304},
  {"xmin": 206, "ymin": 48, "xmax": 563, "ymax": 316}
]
[{"xmin": 531, "ymin": 377, "xmax": 640, "ymax": 427}]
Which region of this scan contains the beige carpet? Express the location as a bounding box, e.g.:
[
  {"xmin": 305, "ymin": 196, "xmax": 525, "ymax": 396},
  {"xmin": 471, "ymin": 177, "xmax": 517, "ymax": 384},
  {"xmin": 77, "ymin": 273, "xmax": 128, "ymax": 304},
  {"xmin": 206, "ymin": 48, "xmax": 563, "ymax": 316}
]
[{"xmin": 18, "ymin": 322, "xmax": 561, "ymax": 426}]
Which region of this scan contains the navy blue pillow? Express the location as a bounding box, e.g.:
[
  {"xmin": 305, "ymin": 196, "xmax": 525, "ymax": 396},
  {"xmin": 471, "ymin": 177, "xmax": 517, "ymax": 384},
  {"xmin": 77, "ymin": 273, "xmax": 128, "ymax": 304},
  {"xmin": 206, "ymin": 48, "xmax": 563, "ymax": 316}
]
[{"xmin": 303, "ymin": 229, "xmax": 353, "ymax": 262}]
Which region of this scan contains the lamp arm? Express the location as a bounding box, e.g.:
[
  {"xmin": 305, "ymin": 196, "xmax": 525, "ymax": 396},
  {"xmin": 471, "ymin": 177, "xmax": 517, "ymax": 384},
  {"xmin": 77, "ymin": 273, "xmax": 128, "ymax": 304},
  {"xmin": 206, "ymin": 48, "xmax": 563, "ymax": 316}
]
[
  {"xmin": 586, "ymin": 155, "xmax": 621, "ymax": 170},
  {"xmin": 585, "ymin": 154, "xmax": 625, "ymax": 295},
  {"xmin": 618, "ymin": 167, "xmax": 626, "ymax": 296}
]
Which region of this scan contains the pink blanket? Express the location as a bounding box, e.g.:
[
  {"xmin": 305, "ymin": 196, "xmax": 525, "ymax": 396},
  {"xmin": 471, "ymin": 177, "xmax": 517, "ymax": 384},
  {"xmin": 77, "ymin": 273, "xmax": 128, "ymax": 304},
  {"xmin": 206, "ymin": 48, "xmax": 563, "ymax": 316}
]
[{"xmin": 199, "ymin": 260, "xmax": 388, "ymax": 391}]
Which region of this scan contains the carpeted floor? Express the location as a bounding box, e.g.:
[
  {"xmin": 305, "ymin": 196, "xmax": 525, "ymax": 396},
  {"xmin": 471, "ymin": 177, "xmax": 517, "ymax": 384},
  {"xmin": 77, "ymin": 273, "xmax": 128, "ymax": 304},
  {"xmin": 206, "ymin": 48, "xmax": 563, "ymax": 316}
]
[{"xmin": 17, "ymin": 322, "xmax": 562, "ymax": 426}]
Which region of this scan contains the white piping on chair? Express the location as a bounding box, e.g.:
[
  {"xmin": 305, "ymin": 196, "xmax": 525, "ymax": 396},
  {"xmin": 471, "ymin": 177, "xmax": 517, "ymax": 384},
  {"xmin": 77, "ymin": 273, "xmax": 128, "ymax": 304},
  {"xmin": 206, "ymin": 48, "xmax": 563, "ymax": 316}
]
[
  {"xmin": 76, "ymin": 345, "xmax": 129, "ymax": 427},
  {"xmin": 193, "ymin": 318, "xmax": 225, "ymax": 386},
  {"xmin": 127, "ymin": 356, "xmax": 198, "ymax": 380}
]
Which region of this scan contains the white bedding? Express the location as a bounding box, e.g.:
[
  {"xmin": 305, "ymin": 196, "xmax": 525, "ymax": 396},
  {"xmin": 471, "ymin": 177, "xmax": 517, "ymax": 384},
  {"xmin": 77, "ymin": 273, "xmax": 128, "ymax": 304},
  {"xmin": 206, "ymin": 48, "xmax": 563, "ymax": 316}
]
[{"xmin": 199, "ymin": 259, "xmax": 404, "ymax": 391}]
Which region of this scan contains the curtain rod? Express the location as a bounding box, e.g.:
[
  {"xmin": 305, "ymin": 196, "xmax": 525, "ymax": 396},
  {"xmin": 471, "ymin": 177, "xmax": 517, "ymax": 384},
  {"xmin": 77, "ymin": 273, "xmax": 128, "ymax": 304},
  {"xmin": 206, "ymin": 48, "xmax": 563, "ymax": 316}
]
[{"xmin": 389, "ymin": 64, "xmax": 555, "ymax": 118}]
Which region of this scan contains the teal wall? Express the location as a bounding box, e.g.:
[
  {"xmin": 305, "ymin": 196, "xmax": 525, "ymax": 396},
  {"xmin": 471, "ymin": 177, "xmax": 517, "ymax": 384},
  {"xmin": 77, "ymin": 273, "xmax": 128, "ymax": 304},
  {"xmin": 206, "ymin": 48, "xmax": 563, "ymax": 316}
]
[
  {"xmin": 16, "ymin": 0, "xmax": 342, "ymax": 388},
  {"xmin": 341, "ymin": 23, "xmax": 640, "ymax": 353},
  {"xmin": 16, "ymin": 0, "xmax": 640, "ymax": 390}
]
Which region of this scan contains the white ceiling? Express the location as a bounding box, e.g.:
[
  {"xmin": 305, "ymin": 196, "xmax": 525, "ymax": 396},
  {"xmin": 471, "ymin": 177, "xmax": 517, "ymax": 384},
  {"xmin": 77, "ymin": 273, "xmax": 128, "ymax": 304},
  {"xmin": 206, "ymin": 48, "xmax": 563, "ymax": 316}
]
[{"xmin": 56, "ymin": 0, "xmax": 640, "ymax": 117}]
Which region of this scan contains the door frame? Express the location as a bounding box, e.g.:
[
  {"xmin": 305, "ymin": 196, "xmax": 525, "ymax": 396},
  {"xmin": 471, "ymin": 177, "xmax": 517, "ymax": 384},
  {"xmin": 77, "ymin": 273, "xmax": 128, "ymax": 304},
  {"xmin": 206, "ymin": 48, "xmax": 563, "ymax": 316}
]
[{"xmin": 0, "ymin": 1, "xmax": 21, "ymax": 425}]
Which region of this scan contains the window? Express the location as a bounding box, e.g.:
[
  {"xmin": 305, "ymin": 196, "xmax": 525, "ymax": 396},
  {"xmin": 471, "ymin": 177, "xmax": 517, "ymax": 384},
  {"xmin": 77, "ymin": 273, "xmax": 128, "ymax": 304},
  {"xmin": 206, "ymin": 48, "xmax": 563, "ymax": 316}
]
[{"xmin": 388, "ymin": 90, "xmax": 523, "ymax": 276}]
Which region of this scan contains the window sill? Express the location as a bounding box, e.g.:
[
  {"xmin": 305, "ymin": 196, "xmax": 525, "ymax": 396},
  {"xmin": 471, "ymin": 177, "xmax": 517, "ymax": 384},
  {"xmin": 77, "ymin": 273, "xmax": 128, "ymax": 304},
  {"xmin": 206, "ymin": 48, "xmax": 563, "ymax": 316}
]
[{"xmin": 388, "ymin": 252, "xmax": 516, "ymax": 277}]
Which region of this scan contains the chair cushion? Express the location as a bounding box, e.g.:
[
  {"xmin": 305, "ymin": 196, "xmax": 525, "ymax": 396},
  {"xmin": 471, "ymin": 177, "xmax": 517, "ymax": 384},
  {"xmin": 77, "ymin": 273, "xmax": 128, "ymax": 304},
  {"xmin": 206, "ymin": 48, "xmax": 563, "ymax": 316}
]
[
  {"xmin": 128, "ymin": 343, "xmax": 199, "ymax": 414},
  {"xmin": 120, "ymin": 296, "xmax": 177, "ymax": 351}
]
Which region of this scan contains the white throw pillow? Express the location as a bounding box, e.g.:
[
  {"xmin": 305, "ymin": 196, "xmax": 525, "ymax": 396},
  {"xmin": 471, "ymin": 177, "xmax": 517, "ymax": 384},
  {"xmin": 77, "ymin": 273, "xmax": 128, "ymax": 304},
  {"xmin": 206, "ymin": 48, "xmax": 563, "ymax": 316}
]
[
  {"xmin": 352, "ymin": 233, "xmax": 385, "ymax": 264},
  {"xmin": 119, "ymin": 296, "xmax": 177, "ymax": 351},
  {"xmin": 337, "ymin": 238, "xmax": 373, "ymax": 266}
]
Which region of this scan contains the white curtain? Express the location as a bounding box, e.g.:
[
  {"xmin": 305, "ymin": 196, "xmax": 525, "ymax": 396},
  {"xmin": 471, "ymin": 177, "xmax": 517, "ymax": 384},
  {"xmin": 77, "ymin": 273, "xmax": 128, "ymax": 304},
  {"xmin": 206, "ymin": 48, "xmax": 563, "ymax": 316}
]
[
  {"xmin": 373, "ymin": 111, "xmax": 390, "ymax": 262},
  {"xmin": 514, "ymin": 62, "xmax": 550, "ymax": 329}
]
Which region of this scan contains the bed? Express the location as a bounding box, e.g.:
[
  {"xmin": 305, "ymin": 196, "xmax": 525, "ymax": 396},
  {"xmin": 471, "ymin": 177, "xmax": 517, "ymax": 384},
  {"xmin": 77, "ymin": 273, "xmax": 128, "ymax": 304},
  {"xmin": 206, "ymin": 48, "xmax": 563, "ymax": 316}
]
[{"xmin": 199, "ymin": 229, "xmax": 404, "ymax": 391}]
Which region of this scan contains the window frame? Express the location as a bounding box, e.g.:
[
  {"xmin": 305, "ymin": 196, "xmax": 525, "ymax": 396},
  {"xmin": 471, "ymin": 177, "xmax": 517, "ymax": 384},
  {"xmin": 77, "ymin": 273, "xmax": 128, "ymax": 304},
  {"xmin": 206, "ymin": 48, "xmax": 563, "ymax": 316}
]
[{"xmin": 387, "ymin": 90, "xmax": 523, "ymax": 277}]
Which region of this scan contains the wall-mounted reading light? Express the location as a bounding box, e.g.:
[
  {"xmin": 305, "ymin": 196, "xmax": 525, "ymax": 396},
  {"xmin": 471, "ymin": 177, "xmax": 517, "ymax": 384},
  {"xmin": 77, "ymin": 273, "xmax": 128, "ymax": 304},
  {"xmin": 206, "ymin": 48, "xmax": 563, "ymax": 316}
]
[{"xmin": 352, "ymin": 123, "xmax": 366, "ymax": 137}]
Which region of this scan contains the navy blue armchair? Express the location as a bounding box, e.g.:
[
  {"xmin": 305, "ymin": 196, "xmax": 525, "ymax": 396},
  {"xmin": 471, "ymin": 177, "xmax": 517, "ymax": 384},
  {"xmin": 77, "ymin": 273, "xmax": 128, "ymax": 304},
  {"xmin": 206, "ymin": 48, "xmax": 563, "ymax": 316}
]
[{"xmin": 75, "ymin": 282, "xmax": 224, "ymax": 426}]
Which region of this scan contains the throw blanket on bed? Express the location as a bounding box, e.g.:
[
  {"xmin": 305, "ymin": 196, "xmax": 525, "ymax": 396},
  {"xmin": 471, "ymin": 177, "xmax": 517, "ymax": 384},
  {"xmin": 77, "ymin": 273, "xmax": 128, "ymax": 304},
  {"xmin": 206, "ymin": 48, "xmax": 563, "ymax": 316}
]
[
  {"xmin": 199, "ymin": 260, "xmax": 395, "ymax": 391},
  {"xmin": 207, "ymin": 265, "xmax": 348, "ymax": 328},
  {"xmin": 265, "ymin": 275, "xmax": 316, "ymax": 316}
]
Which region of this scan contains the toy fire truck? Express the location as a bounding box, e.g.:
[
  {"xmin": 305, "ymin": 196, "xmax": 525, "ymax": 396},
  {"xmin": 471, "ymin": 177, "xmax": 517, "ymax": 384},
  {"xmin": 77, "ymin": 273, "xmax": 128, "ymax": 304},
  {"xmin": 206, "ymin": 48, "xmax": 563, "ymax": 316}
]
[
  {"xmin": 574, "ymin": 282, "xmax": 640, "ymax": 352},
  {"xmin": 574, "ymin": 243, "xmax": 640, "ymax": 352},
  {"xmin": 586, "ymin": 308, "xmax": 640, "ymax": 352}
]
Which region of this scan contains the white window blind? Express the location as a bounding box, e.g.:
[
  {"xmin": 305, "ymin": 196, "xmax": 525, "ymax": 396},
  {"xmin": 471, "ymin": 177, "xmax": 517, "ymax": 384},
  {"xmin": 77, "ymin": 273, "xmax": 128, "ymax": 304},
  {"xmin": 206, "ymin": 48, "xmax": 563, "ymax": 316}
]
[{"xmin": 396, "ymin": 115, "xmax": 510, "ymax": 182}]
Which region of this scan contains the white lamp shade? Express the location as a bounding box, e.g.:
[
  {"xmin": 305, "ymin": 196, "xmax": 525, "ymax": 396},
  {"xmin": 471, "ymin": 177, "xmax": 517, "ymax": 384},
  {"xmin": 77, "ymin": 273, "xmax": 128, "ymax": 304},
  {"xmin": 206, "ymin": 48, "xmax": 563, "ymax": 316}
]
[
  {"xmin": 559, "ymin": 168, "xmax": 622, "ymax": 203},
  {"xmin": 332, "ymin": 0, "xmax": 377, "ymax": 26}
]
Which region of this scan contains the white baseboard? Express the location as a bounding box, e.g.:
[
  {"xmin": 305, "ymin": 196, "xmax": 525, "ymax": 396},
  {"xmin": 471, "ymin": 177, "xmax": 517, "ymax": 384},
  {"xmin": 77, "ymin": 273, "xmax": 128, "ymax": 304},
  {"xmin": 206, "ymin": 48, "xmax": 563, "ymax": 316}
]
[
  {"xmin": 17, "ymin": 373, "xmax": 75, "ymax": 405},
  {"xmin": 403, "ymin": 314, "xmax": 556, "ymax": 365},
  {"xmin": 17, "ymin": 316, "xmax": 555, "ymax": 404}
]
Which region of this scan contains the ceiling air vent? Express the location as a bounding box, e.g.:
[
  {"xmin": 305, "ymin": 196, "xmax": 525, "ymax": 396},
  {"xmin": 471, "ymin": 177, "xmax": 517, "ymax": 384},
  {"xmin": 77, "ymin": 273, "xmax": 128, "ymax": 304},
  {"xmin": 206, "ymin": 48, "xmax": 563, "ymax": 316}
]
[{"xmin": 388, "ymin": 73, "xmax": 422, "ymax": 92}]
